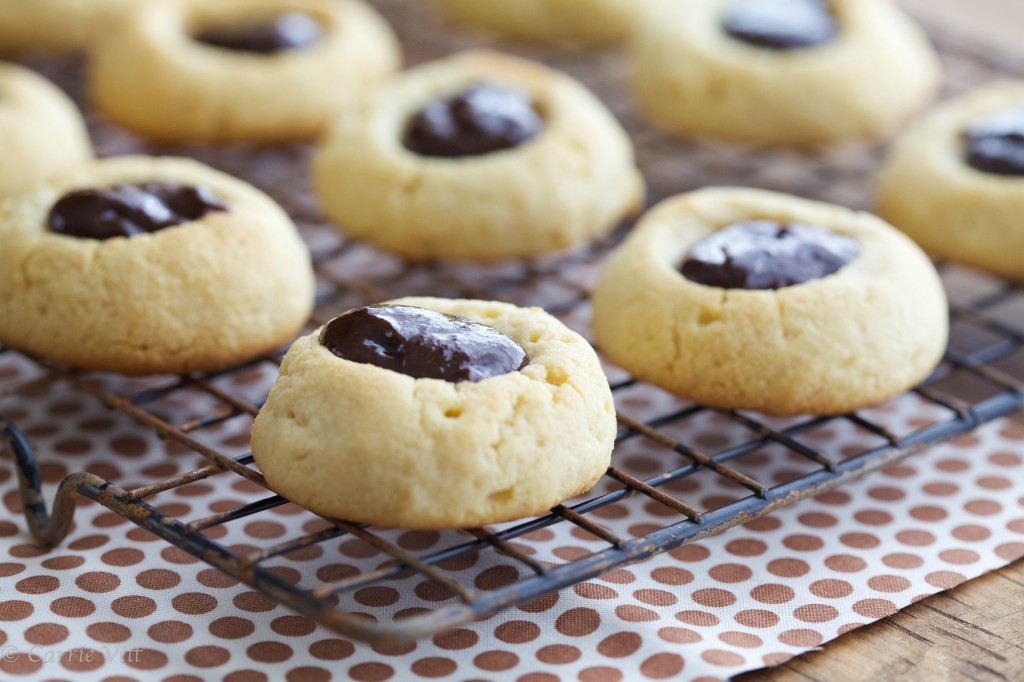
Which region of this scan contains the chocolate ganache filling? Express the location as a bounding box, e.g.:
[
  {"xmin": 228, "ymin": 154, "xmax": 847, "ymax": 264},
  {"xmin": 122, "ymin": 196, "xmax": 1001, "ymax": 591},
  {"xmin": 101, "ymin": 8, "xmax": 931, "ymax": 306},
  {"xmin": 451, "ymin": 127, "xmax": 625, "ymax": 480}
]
[
  {"xmin": 724, "ymin": 0, "xmax": 837, "ymax": 50},
  {"xmin": 964, "ymin": 106, "xmax": 1024, "ymax": 176},
  {"xmin": 48, "ymin": 182, "xmax": 229, "ymax": 240},
  {"xmin": 681, "ymin": 220, "xmax": 859, "ymax": 290},
  {"xmin": 403, "ymin": 84, "xmax": 544, "ymax": 158},
  {"xmin": 321, "ymin": 305, "xmax": 530, "ymax": 383},
  {"xmin": 194, "ymin": 12, "xmax": 322, "ymax": 54}
]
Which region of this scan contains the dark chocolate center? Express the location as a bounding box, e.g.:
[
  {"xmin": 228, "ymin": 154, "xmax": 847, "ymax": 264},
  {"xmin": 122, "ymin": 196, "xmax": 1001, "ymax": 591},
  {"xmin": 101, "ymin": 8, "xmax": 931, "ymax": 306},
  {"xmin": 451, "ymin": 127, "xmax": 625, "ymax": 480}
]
[
  {"xmin": 403, "ymin": 84, "xmax": 543, "ymax": 158},
  {"xmin": 321, "ymin": 305, "xmax": 530, "ymax": 383},
  {"xmin": 194, "ymin": 12, "xmax": 322, "ymax": 54},
  {"xmin": 724, "ymin": 0, "xmax": 837, "ymax": 50},
  {"xmin": 964, "ymin": 106, "xmax": 1024, "ymax": 176},
  {"xmin": 681, "ymin": 220, "xmax": 859, "ymax": 290},
  {"xmin": 48, "ymin": 182, "xmax": 229, "ymax": 240}
]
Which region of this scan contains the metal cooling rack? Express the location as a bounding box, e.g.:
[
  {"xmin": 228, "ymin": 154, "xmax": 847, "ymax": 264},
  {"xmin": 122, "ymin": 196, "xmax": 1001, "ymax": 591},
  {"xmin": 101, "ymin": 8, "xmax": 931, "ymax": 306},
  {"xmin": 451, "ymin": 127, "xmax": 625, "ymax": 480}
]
[{"xmin": 2, "ymin": 5, "xmax": 1024, "ymax": 644}]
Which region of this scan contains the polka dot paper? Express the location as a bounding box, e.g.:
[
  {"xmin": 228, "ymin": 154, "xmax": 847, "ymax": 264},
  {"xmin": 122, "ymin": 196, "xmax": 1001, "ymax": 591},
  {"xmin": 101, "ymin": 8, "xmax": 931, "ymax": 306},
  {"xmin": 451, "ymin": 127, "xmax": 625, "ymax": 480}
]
[{"xmin": 1, "ymin": 347, "xmax": 1022, "ymax": 681}]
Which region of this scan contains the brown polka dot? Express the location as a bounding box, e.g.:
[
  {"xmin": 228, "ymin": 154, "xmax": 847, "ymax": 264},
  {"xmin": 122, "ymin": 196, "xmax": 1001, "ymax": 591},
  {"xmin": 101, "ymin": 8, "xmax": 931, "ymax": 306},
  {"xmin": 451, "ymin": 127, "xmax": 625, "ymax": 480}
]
[
  {"xmin": 579, "ymin": 666, "xmax": 623, "ymax": 682},
  {"xmin": 432, "ymin": 629, "xmax": 478, "ymax": 650},
  {"xmin": 125, "ymin": 648, "xmax": 167, "ymax": 671},
  {"xmin": 793, "ymin": 604, "xmax": 839, "ymax": 623},
  {"xmin": 354, "ymin": 586, "xmax": 400, "ymax": 607},
  {"xmin": 185, "ymin": 646, "xmax": 230, "ymax": 668},
  {"xmin": 536, "ymin": 644, "xmax": 581, "ymax": 664},
  {"xmin": 60, "ymin": 648, "xmax": 107, "ymax": 672},
  {"xmin": 339, "ymin": 539, "xmax": 379, "ymax": 559},
  {"xmin": 996, "ymin": 543, "xmax": 1024, "ymax": 561},
  {"xmin": 634, "ymin": 588, "xmax": 677, "ymax": 606},
  {"xmin": 882, "ymin": 552, "xmax": 925, "ymax": 569},
  {"xmin": 939, "ymin": 549, "xmax": 980, "ymax": 565},
  {"xmin": 316, "ymin": 563, "xmax": 359, "ymax": 583},
  {"xmin": 349, "ymin": 662, "xmax": 394, "ymax": 681},
  {"xmin": 725, "ymin": 539, "xmax": 766, "ymax": 556},
  {"xmin": 0, "ymin": 563, "xmax": 23, "ymax": 578},
  {"xmin": 744, "ymin": 516, "xmax": 783, "ymax": 532},
  {"xmin": 86, "ymin": 622, "xmax": 131, "ymax": 643},
  {"xmin": 415, "ymin": 581, "xmax": 455, "ymax": 603},
  {"xmin": 853, "ymin": 598, "xmax": 897, "ymax": 618},
  {"xmin": 112, "ymin": 595, "xmax": 156, "ymax": 618},
  {"xmin": 720, "ymin": 631, "xmax": 763, "ymax": 648},
  {"xmin": 495, "ymin": 620, "xmax": 541, "ymax": 644},
  {"xmin": 734, "ymin": 609, "xmax": 780, "ymax": 628},
  {"xmin": 42, "ymin": 555, "xmax": 86, "ymax": 570},
  {"xmin": 517, "ymin": 593, "xmax": 558, "ymax": 613},
  {"xmin": 574, "ymin": 583, "xmax": 618, "ymax": 600},
  {"xmin": 556, "ymin": 607, "xmax": 601, "ymax": 637},
  {"xmin": 923, "ymin": 482, "xmax": 958, "ymax": 496},
  {"xmin": 473, "ymin": 651, "xmax": 518, "ymax": 672},
  {"xmin": 75, "ymin": 571, "xmax": 120, "ymax": 593},
  {"xmin": 825, "ymin": 554, "xmax": 867, "ymax": 573},
  {"xmin": 410, "ymin": 657, "xmax": 457, "ymax": 678},
  {"xmin": 701, "ymin": 650, "xmax": 745, "ymax": 667},
  {"xmin": 978, "ymin": 476, "xmax": 1011, "ymax": 490},
  {"xmin": 233, "ymin": 591, "xmax": 275, "ymax": 613},
  {"xmin": 309, "ymin": 639, "xmax": 355, "ymax": 661},
  {"xmin": 287, "ymin": 668, "xmax": 330, "ymax": 682},
  {"xmin": 910, "ymin": 505, "xmax": 947, "ymax": 522},
  {"xmin": 779, "ymin": 629, "xmax": 823, "ymax": 647},
  {"xmin": 248, "ymin": 641, "xmax": 293, "ymax": 664},
  {"xmin": 640, "ymin": 653, "xmax": 685, "ymax": 679},
  {"xmin": 598, "ymin": 569, "xmax": 636, "ymax": 584},
  {"xmin": 25, "ymin": 622, "xmax": 69, "ymax": 645},
  {"xmin": 966, "ymin": 500, "xmax": 1002, "ymax": 516},
  {"xmin": 0, "ymin": 652, "xmax": 42, "ymax": 676},
  {"xmin": 267, "ymin": 615, "xmax": 314, "ymax": 638},
  {"xmin": 397, "ymin": 530, "xmax": 441, "ymax": 550},
  {"xmin": 926, "ymin": 571, "xmax": 966, "ymax": 589},
  {"xmin": 224, "ymin": 671, "xmax": 266, "ymax": 682},
  {"xmin": 767, "ymin": 558, "xmax": 810, "ymax": 578},
  {"xmin": 897, "ymin": 530, "xmax": 935, "ymax": 546},
  {"xmin": 49, "ymin": 597, "xmax": 91, "ymax": 618},
  {"xmin": 669, "ymin": 545, "xmax": 710, "ymax": 562},
  {"xmin": 810, "ymin": 579, "xmax": 854, "ymax": 599},
  {"xmin": 854, "ymin": 509, "xmax": 893, "ymax": 526},
  {"xmin": 937, "ymin": 455, "xmax": 970, "ymax": 470},
  {"xmin": 675, "ymin": 610, "xmax": 720, "ymax": 627},
  {"xmin": 134, "ymin": 568, "xmax": 180, "ymax": 590},
  {"xmin": 709, "ymin": 563, "xmax": 753, "ymax": 584},
  {"xmin": 1012, "ymin": 520, "xmax": 1024, "ymax": 535},
  {"xmin": 815, "ymin": 490, "xmax": 851, "ymax": 505},
  {"xmin": 867, "ymin": 575, "xmax": 911, "ymax": 593},
  {"xmin": 196, "ymin": 567, "xmax": 239, "ymax": 588},
  {"xmin": 841, "ymin": 532, "xmax": 881, "ymax": 549},
  {"xmin": 783, "ymin": 534, "xmax": 824, "ymax": 551},
  {"xmin": 616, "ymin": 605, "xmax": 659, "ymax": 622},
  {"xmin": 371, "ymin": 640, "xmax": 415, "ymax": 657},
  {"xmin": 692, "ymin": 588, "xmax": 736, "ymax": 608},
  {"xmin": 516, "ymin": 673, "xmax": 559, "ymax": 682},
  {"xmin": 751, "ymin": 583, "xmax": 795, "ymax": 604},
  {"xmin": 799, "ymin": 512, "xmax": 838, "ymax": 528},
  {"xmin": 173, "ymin": 592, "xmax": 218, "ymax": 615},
  {"xmin": 650, "ymin": 567, "xmax": 693, "ymax": 586},
  {"xmin": 54, "ymin": 437, "xmax": 90, "ymax": 454},
  {"xmin": 990, "ymin": 451, "xmax": 1022, "ymax": 466},
  {"xmin": 148, "ymin": 620, "xmax": 193, "ymax": 644},
  {"xmin": 244, "ymin": 520, "xmax": 286, "ymax": 539},
  {"xmin": 209, "ymin": 616, "xmax": 256, "ymax": 640},
  {"xmin": 658, "ymin": 626, "xmax": 702, "ymax": 643},
  {"xmin": 953, "ymin": 525, "xmax": 991, "ymax": 542},
  {"xmin": 597, "ymin": 632, "xmax": 642, "ymax": 658},
  {"xmin": 868, "ymin": 486, "xmax": 905, "ymax": 502},
  {"xmin": 101, "ymin": 548, "xmax": 144, "ymax": 566},
  {"xmin": 162, "ymin": 547, "xmax": 198, "ymax": 565},
  {"xmin": 16, "ymin": 575, "xmax": 59, "ymax": 594}
]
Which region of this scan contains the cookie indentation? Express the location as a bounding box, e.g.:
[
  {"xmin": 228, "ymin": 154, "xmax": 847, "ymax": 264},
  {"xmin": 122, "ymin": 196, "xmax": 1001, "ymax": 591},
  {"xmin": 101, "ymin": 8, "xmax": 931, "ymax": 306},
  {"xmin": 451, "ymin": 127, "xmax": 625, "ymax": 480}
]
[
  {"xmin": 403, "ymin": 84, "xmax": 543, "ymax": 158},
  {"xmin": 724, "ymin": 0, "xmax": 837, "ymax": 50},
  {"xmin": 48, "ymin": 182, "xmax": 229, "ymax": 240},
  {"xmin": 681, "ymin": 220, "xmax": 859, "ymax": 289},
  {"xmin": 194, "ymin": 12, "xmax": 323, "ymax": 54},
  {"xmin": 321, "ymin": 305, "xmax": 529, "ymax": 383},
  {"xmin": 964, "ymin": 106, "xmax": 1024, "ymax": 176}
]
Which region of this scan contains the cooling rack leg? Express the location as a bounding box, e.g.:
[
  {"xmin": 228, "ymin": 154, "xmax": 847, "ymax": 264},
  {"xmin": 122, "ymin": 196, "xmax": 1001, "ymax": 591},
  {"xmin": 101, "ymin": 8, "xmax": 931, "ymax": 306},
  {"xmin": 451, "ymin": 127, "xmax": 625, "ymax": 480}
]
[{"xmin": 1, "ymin": 417, "xmax": 109, "ymax": 548}]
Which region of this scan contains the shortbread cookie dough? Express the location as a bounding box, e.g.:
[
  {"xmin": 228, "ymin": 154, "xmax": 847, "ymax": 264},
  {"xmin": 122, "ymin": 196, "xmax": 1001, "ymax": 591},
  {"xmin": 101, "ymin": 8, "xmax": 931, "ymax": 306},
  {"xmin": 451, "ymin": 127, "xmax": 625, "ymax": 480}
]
[
  {"xmin": 0, "ymin": 63, "xmax": 92, "ymax": 198},
  {"xmin": 0, "ymin": 0, "xmax": 131, "ymax": 53},
  {"xmin": 252, "ymin": 298, "xmax": 616, "ymax": 529},
  {"xmin": 313, "ymin": 50, "xmax": 644, "ymax": 261},
  {"xmin": 592, "ymin": 188, "xmax": 948, "ymax": 415},
  {"xmin": 0, "ymin": 156, "xmax": 314, "ymax": 374},
  {"xmin": 89, "ymin": 0, "xmax": 401, "ymax": 143},
  {"xmin": 877, "ymin": 82, "xmax": 1024, "ymax": 282},
  {"xmin": 436, "ymin": 0, "xmax": 652, "ymax": 47},
  {"xmin": 629, "ymin": 0, "xmax": 941, "ymax": 145}
]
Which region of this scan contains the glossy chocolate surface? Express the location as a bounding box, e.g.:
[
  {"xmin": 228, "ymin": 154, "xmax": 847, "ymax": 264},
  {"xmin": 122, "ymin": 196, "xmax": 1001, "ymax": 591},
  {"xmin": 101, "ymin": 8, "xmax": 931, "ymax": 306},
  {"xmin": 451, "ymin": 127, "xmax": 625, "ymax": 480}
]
[
  {"xmin": 724, "ymin": 0, "xmax": 837, "ymax": 50},
  {"xmin": 48, "ymin": 182, "xmax": 229, "ymax": 240},
  {"xmin": 403, "ymin": 84, "xmax": 543, "ymax": 158},
  {"xmin": 964, "ymin": 106, "xmax": 1024, "ymax": 176},
  {"xmin": 681, "ymin": 220, "xmax": 859, "ymax": 289},
  {"xmin": 321, "ymin": 305, "xmax": 530, "ymax": 383},
  {"xmin": 194, "ymin": 12, "xmax": 322, "ymax": 54}
]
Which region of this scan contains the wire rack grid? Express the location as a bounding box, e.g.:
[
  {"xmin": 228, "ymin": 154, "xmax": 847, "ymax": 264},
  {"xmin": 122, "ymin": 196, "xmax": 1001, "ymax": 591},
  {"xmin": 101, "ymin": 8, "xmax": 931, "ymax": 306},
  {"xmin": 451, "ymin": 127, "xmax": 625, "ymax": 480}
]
[{"xmin": 2, "ymin": 4, "xmax": 1024, "ymax": 645}]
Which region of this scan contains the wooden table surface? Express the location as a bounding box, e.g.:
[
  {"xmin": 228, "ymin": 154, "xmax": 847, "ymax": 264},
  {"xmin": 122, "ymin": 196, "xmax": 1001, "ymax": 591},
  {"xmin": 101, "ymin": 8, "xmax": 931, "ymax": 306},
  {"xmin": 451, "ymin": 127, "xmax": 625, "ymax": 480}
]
[{"xmin": 742, "ymin": 2, "xmax": 1024, "ymax": 680}]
